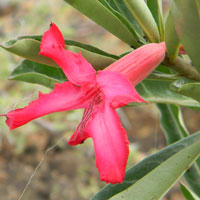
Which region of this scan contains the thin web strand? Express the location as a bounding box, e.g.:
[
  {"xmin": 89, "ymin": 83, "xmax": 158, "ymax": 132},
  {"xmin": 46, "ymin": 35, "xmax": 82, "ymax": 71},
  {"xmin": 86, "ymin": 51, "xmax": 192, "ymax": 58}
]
[{"xmin": 18, "ymin": 135, "xmax": 66, "ymax": 200}]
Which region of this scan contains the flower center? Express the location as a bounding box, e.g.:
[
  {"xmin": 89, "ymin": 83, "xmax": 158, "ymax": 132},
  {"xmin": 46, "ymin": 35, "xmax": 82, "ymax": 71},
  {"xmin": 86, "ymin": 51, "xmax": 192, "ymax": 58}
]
[
  {"xmin": 71, "ymin": 85, "xmax": 104, "ymax": 143},
  {"xmin": 79, "ymin": 87, "xmax": 103, "ymax": 130}
]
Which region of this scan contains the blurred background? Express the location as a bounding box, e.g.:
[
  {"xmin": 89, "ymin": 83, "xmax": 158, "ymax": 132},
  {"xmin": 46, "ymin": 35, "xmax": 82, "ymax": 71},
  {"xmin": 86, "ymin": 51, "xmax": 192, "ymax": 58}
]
[{"xmin": 0, "ymin": 0, "xmax": 200, "ymax": 199}]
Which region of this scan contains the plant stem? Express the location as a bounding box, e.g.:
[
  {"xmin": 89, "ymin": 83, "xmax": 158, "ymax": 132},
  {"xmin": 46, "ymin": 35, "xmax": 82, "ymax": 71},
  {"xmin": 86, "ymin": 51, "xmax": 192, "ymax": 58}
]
[{"xmin": 164, "ymin": 56, "xmax": 200, "ymax": 81}]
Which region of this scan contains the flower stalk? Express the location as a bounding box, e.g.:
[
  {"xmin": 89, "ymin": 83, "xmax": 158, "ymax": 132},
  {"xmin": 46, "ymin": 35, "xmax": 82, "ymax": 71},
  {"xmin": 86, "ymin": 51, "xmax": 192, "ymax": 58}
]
[{"xmin": 164, "ymin": 56, "xmax": 200, "ymax": 81}]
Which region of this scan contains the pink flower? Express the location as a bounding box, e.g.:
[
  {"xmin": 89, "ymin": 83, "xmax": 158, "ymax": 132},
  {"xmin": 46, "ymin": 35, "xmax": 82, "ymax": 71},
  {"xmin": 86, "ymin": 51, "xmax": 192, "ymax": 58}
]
[
  {"xmin": 1, "ymin": 23, "xmax": 166, "ymax": 183},
  {"xmin": 179, "ymin": 45, "xmax": 186, "ymax": 55}
]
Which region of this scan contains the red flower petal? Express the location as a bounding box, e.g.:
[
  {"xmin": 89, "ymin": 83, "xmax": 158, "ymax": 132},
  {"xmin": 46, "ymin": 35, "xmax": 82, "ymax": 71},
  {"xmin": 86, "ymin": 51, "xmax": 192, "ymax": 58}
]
[
  {"xmin": 97, "ymin": 71, "xmax": 145, "ymax": 108},
  {"xmin": 68, "ymin": 104, "xmax": 94, "ymax": 145},
  {"xmin": 179, "ymin": 45, "xmax": 186, "ymax": 54},
  {"xmin": 68, "ymin": 89, "xmax": 103, "ymax": 145},
  {"xmin": 69, "ymin": 101, "xmax": 129, "ymax": 183},
  {"xmin": 105, "ymin": 42, "xmax": 166, "ymax": 85},
  {"xmin": 68, "ymin": 102, "xmax": 129, "ymax": 183},
  {"xmin": 39, "ymin": 23, "xmax": 96, "ymax": 86},
  {"xmin": 86, "ymin": 102, "xmax": 129, "ymax": 184},
  {"xmin": 2, "ymin": 82, "xmax": 90, "ymax": 129}
]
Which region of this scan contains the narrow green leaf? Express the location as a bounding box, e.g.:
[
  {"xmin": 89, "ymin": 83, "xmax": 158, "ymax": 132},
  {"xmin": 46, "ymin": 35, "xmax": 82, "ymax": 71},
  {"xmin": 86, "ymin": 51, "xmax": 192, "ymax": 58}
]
[
  {"xmin": 0, "ymin": 36, "xmax": 118, "ymax": 69},
  {"xmin": 111, "ymin": 139, "xmax": 200, "ymax": 200},
  {"xmin": 180, "ymin": 183, "xmax": 200, "ymax": 200},
  {"xmin": 9, "ymin": 57, "xmax": 200, "ymax": 109},
  {"xmin": 157, "ymin": 103, "xmax": 200, "ymax": 197},
  {"xmin": 184, "ymin": 164, "xmax": 200, "ymax": 197},
  {"xmin": 179, "ymin": 83, "xmax": 200, "ymax": 103},
  {"xmin": 9, "ymin": 60, "xmax": 67, "ymax": 88},
  {"xmin": 147, "ymin": 0, "xmax": 165, "ymax": 41},
  {"xmin": 69, "ymin": 45, "xmax": 116, "ymax": 69},
  {"xmin": 135, "ymin": 79, "xmax": 200, "ymax": 109},
  {"xmin": 170, "ymin": 0, "xmax": 200, "ymax": 73},
  {"xmin": 165, "ymin": 12, "xmax": 180, "ymax": 63},
  {"xmin": 109, "ymin": 0, "xmax": 144, "ymax": 38},
  {"xmin": 156, "ymin": 64, "xmax": 175, "ymax": 74},
  {"xmin": 64, "ymin": 0, "xmax": 140, "ymax": 46},
  {"xmin": 105, "ymin": 0, "xmax": 119, "ymax": 11},
  {"xmin": 157, "ymin": 104, "xmax": 189, "ymax": 144},
  {"xmin": 97, "ymin": 0, "xmax": 141, "ymax": 44},
  {"xmin": 124, "ymin": 0, "xmax": 160, "ymax": 42},
  {"xmin": 92, "ymin": 131, "xmax": 200, "ymax": 200},
  {"xmin": 170, "ymin": 78, "xmax": 200, "ymax": 103},
  {"xmin": 1, "ymin": 38, "xmax": 56, "ymax": 67}
]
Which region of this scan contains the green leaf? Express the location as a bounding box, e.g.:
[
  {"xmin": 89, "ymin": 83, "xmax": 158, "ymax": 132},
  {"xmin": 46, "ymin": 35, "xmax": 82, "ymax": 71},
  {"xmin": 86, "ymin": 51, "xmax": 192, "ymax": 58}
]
[
  {"xmin": 64, "ymin": 0, "xmax": 140, "ymax": 46},
  {"xmin": 108, "ymin": 0, "xmax": 144, "ymax": 38},
  {"xmin": 112, "ymin": 140, "xmax": 200, "ymax": 200},
  {"xmin": 105, "ymin": 0, "xmax": 119, "ymax": 11},
  {"xmin": 170, "ymin": 78, "xmax": 200, "ymax": 103},
  {"xmin": 135, "ymin": 79, "xmax": 200, "ymax": 109},
  {"xmin": 147, "ymin": 0, "xmax": 165, "ymax": 41},
  {"xmin": 0, "ymin": 35, "xmax": 118, "ymax": 69},
  {"xmin": 165, "ymin": 12, "xmax": 180, "ymax": 63},
  {"xmin": 180, "ymin": 183, "xmax": 200, "ymax": 200},
  {"xmin": 184, "ymin": 164, "xmax": 200, "ymax": 198},
  {"xmin": 11, "ymin": 59, "xmax": 200, "ymax": 109},
  {"xmin": 170, "ymin": 0, "xmax": 200, "ymax": 73},
  {"xmin": 157, "ymin": 104, "xmax": 188, "ymax": 144},
  {"xmin": 156, "ymin": 64, "xmax": 175, "ymax": 74},
  {"xmin": 124, "ymin": 0, "xmax": 160, "ymax": 42},
  {"xmin": 92, "ymin": 131, "xmax": 200, "ymax": 200},
  {"xmin": 157, "ymin": 103, "xmax": 200, "ymax": 197},
  {"xmin": 10, "ymin": 57, "xmax": 200, "ymax": 109},
  {"xmin": 9, "ymin": 60, "xmax": 67, "ymax": 88},
  {"xmin": 1, "ymin": 38, "xmax": 56, "ymax": 67}
]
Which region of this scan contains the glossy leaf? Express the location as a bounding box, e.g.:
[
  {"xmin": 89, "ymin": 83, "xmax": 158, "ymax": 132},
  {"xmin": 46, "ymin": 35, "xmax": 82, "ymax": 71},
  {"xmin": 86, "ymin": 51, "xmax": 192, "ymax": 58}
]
[
  {"xmin": 124, "ymin": 0, "xmax": 160, "ymax": 42},
  {"xmin": 1, "ymin": 38, "xmax": 56, "ymax": 67},
  {"xmin": 135, "ymin": 79, "xmax": 200, "ymax": 109},
  {"xmin": 170, "ymin": 78, "xmax": 200, "ymax": 103},
  {"xmin": 0, "ymin": 35, "xmax": 118, "ymax": 69},
  {"xmin": 108, "ymin": 0, "xmax": 144, "ymax": 38},
  {"xmin": 157, "ymin": 104, "xmax": 188, "ymax": 144},
  {"xmin": 112, "ymin": 140, "xmax": 200, "ymax": 200},
  {"xmin": 9, "ymin": 60, "xmax": 67, "ymax": 88},
  {"xmin": 165, "ymin": 12, "xmax": 180, "ymax": 63},
  {"xmin": 157, "ymin": 103, "xmax": 200, "ymax": 197},
  {"xmin": 184, "ymin": 165, "xmax": 200, "ymax": 198},
  {"xmin": 170, "ymin": 0, "xmax": 200, "ymax": 73},
  {"xmin": 97, "ymin": 0, "xmax": 141, "ymax": 44},
  {"xmin": 92, "ymin": 131, "xmax": 200, "ymax": 200},
  {"xmin": 180, "ymin": 183, "xmax": 200, "ymax": 200},
  {"xmin": 10, "ymin": 59, "xmax": 200, "ymax": 109},
  {"xmin": 64, "ymin": 0, "xmax": 140, "ymax": 46},
  {"xmin": 147, "ymin": 0, "xmax": 164, "ymax": 41}
]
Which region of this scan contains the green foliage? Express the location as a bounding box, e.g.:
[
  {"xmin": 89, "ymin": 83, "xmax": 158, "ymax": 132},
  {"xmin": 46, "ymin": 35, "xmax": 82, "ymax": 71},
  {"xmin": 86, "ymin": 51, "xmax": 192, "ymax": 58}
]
[
  {"xmin": 0, "ymin": 36, "xmax": 118, "ymax": 69},
  {"xmin": 147, "ymin": 0, "xmax": 165, "ymax": 40},
  {"xmin": 170, "ymin": 0, "xmax": 200, "ymax": 73},
  {"xmin": 165, "ymin": 12, "xmax": 180, "ymax": 63},
  {"xmin": 64, "ymin": 0, "xmax": 140, "ymax": 46},
  {"xmin": 108, "ymin": 0, "xmax": 144, "ymax": 38},
  {"xmin": 157, "ymin": 103, "xmax": 200, "ymax": 197},
  {"xmin": 180, "ymin": 183, "xmax": 200, "ymax": 200},
  {"xmin": 92, "ymin": 131, "xmax": 200, "ymax": 199},
  {"xmin": 124, "ymin": 0, "xmax": 160, "ymax": 42},
  {"xmin": 10, "ymin": 59, "xmax": 200, "ymax": 109},
  {"xmin": 136, "ymin": 78, "xmax": 200, "ymax": 109},
  {"xmin": 171, "ymin": 78, "xmax": 200, "ymax": 103},
  {"xmin": 157, "ymin": 104, "xmax": 188, "ymax": 144},
  {"xmin": 9, "ymin": 60, "xmax": 67, "ymax": 88}
]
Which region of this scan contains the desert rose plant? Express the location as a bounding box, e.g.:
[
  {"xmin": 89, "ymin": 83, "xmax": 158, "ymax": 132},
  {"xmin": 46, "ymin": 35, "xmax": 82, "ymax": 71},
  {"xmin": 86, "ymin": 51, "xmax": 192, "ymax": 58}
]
[{"xmin": 1, "ymin": 0, "xmax": 200, "ymax": 199}]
